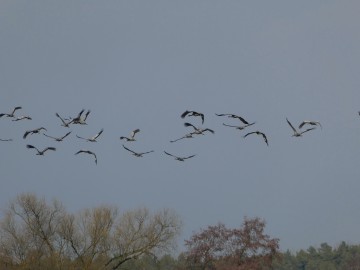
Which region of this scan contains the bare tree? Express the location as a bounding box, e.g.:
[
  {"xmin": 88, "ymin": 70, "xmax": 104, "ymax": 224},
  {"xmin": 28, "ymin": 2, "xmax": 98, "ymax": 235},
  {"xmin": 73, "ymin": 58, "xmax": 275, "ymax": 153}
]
[
  {"xmin": 104, "ymin": 208, "xmax": 182, "ymax": 270},
  {"xmin": 0, "ymin": 193, "xmax": 66, "ymax": 269},
  {"xmin": 0, "ymin": 193, "xmax": 182, "ymax": 270},
  {"xmin": 184, "ymin": 217, "xmax": 279, "ymax": 270},
  {"xmin": 58, "ymin": 206, "xmax": 117, "ymax": 270}
]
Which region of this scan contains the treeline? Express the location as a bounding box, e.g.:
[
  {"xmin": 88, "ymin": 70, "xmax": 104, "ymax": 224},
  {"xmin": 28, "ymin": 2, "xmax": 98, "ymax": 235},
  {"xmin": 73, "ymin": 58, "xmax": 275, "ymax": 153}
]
[
  {"xmin": 1, "ymin": 193, "xmax": 360, "ymax": 269},
  {"xmin": 272, "ymin": 242, "xmax": 360, "ymax": 270},
  {"xmin": 95, "ymin": 242, "xmax": 360, "ymax": 270}
]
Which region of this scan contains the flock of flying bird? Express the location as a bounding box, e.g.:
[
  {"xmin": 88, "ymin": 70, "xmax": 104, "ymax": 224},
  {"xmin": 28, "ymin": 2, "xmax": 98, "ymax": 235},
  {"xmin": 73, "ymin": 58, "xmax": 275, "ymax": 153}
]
[{"xmin": 0, "ymin": 106, "xmax": 325, "ymax": 165}]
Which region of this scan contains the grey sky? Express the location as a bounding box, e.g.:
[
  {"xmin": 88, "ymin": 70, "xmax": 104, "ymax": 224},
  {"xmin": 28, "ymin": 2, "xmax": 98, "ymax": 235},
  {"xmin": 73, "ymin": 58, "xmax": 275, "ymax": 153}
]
[{"xmin": 1, "ymin": 1, "xmax": 360, "ymax": 252}]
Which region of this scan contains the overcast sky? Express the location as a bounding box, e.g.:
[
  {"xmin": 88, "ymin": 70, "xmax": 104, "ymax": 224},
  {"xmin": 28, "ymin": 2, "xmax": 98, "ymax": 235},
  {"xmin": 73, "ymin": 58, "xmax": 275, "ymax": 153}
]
[{"xmin": 1, "ymin": 1, "xmax": 360, "ymax": 253}]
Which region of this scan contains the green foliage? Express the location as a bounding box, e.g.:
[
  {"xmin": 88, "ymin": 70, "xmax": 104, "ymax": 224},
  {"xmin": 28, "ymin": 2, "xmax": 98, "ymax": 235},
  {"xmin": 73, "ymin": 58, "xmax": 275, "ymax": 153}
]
[
  {"xmin": 272, "ymin": 241, "xmax": 360, "ymax": 270},
  {"xmin": 91, "ymin": 242, "xmax": 360, "ymax": 270},
  {"xmin": 119, "ymin": 254, "xmax": 182, "ymax": 270}
]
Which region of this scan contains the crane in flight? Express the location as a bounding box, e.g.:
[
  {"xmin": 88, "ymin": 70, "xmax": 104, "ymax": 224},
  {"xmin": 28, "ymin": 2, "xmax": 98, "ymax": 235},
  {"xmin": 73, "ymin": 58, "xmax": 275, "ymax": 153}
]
[
  {"xmin": 55, "ymin": 112, "xmax": 72, "ymax": 127},
  {"xmin": 66, "ymin": 109, "xmax": 91, "ymax": 125},
  {"xmin": 184, "ymin": 122, "xmax": 215, "ymax": 135},
  {"xmin": 26, "ymin": 144, "xmax": 56, "ymax": 155},
  {"xmin": 243, "ymin": 131, "xmax": 269, "ymax": 146},
  {"xmin": 215, "ymin": 113, "xmax": 253, "ymax": 125},
  {"xmin": 286, "ymin": 118, "xmax": 316, "ymax": 137},
  {"xmin": 12, "ymin": 115, "xmax": 32, "ymax": 121},
  {"xmin": 73, "ymin": 109, "xmax": 91, "ymax": 125},
  {"xmin": 0, "ymin": 106, "xmax": 22, "ymax": 118},
  {"xmin": 170, "ymin": 132, "xmax": 194, "ymax": 143},
  {"xmin": 44, "ymin": 131, "xmax": 72, "ymax": 142},
  {"xmin": 23, "ymin": 127, "xmax": 47, "ymax": 139},
  {"xmin": 181, "ymin": 110, "xmax": 205, "ymax": 124},
  {"xmin": 76, "ymin": 128, "xmax": 104, "ymax": 142},
  {"xmin": 75, "ymin": 150, "xmax": 97, "ymax": 164},
  {"xmin": 120, "ymin": 129, "xmax": 140, "ymax": 141},
  {"xmin": 122, "ymin": 144, "xmax": 154, "ymax": 157},
  {"xmin": 298, "ymin": 120, "xmax": 322, "ymax": 130},
  {"xmin": 163, "ymin": 151, "xmax": 196, "ymax": 161},
  {"xmin": 222, "ymin": 122, "xmax": 255, "ymax": 131},
  {"xmin": 0, "ymin": 138, "xmax": 13, "ymax": 142}
]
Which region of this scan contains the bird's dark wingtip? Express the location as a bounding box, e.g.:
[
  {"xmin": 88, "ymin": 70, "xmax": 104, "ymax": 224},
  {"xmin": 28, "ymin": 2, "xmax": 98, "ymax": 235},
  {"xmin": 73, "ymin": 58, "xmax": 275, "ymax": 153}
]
[{"xmin": 180, "ymin": 111, "xmax": 189, "ymax": 118}]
